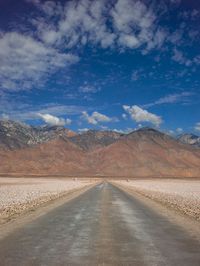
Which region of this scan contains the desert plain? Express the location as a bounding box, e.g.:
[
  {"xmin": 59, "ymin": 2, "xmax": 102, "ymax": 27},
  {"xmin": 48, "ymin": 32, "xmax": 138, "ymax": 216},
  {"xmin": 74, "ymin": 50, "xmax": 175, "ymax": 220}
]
[
  {"xmin": 0, "ymin": 177, "xmax": 96, "ymax": 224},
  {"xmin": 113, "ymin": 178, "xmax": 200, "ymax": 220}
]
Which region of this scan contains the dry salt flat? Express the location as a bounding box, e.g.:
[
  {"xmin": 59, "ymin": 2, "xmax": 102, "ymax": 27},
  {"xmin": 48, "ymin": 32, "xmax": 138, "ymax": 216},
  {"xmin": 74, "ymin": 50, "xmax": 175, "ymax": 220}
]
[
  {"xmin": 115, "ymin": 179, "xmax": 200, "ymax": 220},
  {"xmin": 0, "ymin": 177, "xmax": 92, "ymax": 223}
]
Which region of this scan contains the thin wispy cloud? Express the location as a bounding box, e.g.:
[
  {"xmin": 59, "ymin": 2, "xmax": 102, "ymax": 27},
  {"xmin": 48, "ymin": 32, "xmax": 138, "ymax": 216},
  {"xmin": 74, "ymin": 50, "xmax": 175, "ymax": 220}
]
[
  {"xmin": 143, "ymin": 92, "xmax": 194, "ymax": 108},
  {"xmin": 0, "ymin": 32, "xmax": 79, "ymax": 91},
  {"xmin": 0, "ymin": 98, "xmax": 87, "ymax": 122},
  {"xmin": 79, "ymin": 85, "xmax": 100, "ymax": 94}
]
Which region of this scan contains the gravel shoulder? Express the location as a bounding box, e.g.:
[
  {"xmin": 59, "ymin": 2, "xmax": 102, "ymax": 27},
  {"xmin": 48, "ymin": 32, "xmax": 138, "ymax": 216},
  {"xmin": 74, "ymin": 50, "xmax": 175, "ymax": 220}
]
[
  {"xmin": 112, "ymin": 179, "xmax": 200, "ymax": 221},
  {"xmin": 0, "ymin": 177, "xmax": 97, "ymax": 225}
]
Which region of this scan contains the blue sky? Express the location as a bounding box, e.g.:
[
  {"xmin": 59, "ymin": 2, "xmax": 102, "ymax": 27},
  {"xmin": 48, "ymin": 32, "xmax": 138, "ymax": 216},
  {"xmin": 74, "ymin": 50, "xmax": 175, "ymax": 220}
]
[{"xmin": 0, "ymin": 0, "xmax": 200, "ymax": 134}]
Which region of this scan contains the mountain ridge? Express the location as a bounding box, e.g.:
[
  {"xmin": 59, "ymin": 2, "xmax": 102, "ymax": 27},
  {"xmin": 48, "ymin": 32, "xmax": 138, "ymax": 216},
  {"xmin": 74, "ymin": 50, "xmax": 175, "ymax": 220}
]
[
  {"xmin": 0, "ymin": 120, "xmax": 76, "ymax": 150},
  {"xmin": 0, "ymin": 120, "xmax": 199, "ymax": 177},
  {"xmin": 1, "ymin": 120, "xmax": 199, "ymax": 151},
  {"xmin": 178, "ymin": 133, "xmax": 200, "ymax": 147}
]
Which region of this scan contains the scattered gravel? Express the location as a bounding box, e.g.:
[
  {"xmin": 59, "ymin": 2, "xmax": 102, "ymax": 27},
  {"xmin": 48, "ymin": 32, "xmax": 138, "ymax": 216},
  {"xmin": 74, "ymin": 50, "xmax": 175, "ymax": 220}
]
[
  {"xmin": 0, "ymin": 177, "xmax": 93, "ymax": 223},
  {"xmin": 114, "ymin": 179, "xmax": 200, "ymax": 220}
]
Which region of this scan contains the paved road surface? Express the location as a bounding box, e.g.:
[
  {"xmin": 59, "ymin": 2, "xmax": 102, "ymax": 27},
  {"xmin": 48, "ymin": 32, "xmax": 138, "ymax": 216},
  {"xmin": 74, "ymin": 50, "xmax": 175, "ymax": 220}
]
[{"xmin": 0, "ymin": 183, "xmax": 199, "ymax": 266}]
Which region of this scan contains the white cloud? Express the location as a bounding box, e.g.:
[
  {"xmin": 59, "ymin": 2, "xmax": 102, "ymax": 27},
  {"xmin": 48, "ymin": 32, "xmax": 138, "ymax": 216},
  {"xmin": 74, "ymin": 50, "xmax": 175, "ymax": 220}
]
[
  {"xmin": 65, "ymin": 118, "xmax": 72, "ymax": 125},
  {"xmin": 122, "ymin": 113, "xmax": 127, "ymax": 119},
  {"xmin": 38, "ymin": 113, "xmax": 71, "ymax": 126},
  {"xmin": 0, "ymin": 94, "xmax": 86, "ymax": 122},
  {"xmin": 113, "ymin": 128, "xmax": 133, "ymax": 134},
  {"xmin": 100, "ymin": 125, "xmax": 109, "ymax": 130},
  {"xmin": 82, "ymin": 111, "xmax": 112, "ymax": 125},
  {"xmin": 1, "ymin": 113, "xmax": 10, "ymax": 120},
  {"xmin": 194, "ymin": 122, "xmax": 200, "ymax": 132},
  {"xmin": 0, "ymin": 32, "xmax": 79, "ymax": 91},
  {"xmin": 167, "ymin": 130, "xmax": 175, "ymax": 135},
  {"xmin": 176, "ymin": 127, "xmax": 183, "ymax": 133},
  {"xmin": 79, "ymin": 85, "xmax": 100, "ymax": 94},
  {"xmin": 172, "ymin": 48, "xmax": 192, "ymax": 66},
  {"xmin": 123, "ymin": 105, "xmax": 162, "ymax": 127},
  {"xmin": 118, "ymin": 34, "xmax": 140, "ymax": 49},
  {"xmin": 156, "ymin": 92, "xmax": 191, "ymax": 104},
  {"xmin": 30, "ymin": 0, "xmax": 168, "ymax": 53},
  {"xmin": 143, "ymin": 92, "xmax": 193, "ymax": 108},
  {"xmin": 1, "ymin": 0, "xmax": 198, "ymax": 93},
  {"xmin": 78, "ymin": 128, "xmax": 89, "ymax": 133}
]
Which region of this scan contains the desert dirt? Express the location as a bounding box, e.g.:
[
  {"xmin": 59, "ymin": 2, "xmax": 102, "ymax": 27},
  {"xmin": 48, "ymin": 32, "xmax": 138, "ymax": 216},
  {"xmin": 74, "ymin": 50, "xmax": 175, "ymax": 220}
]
[
  {"xmin": 113, "ymin": 179, "xmax": 200, "ymax": 220},
  {"xmin": 0, "ymin": 177, "xmax": 95, "ymax": 224}
]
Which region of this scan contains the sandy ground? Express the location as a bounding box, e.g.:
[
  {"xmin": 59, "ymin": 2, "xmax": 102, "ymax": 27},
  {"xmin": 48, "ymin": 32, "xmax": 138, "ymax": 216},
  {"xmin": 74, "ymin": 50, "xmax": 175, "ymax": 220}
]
[
  {"xmin": 113, "ymin": 179, "xmax": 200, "ymax": 220},
  {"xmin": 0, "ymin": 177, "xmax": 95, "ymax": 223}
]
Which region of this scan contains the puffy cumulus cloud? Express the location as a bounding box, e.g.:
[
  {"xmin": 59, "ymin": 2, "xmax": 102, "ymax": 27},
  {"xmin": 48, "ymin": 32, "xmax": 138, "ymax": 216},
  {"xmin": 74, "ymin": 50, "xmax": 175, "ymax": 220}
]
[
  {"xmin": 123, "ymin": 105, "xmax": 162, "ymax": 127},
  {"xmin": 194, "ymin": 122, "xmax": 200, "ymax": 132},
  {"xmin": 0, "ymin": 32, "xmax": 79, "ymax": 91},
  {"xmin": 1, "ymin": 0, "xmax": 168, "ymax": 91},
  {"xmin": 2, "ymin": 0, "xmax": 198, "ymax": 91},
  {"xmin": 110, "ymin": 0, "xmax": 161, "ymax": 51},
  {"xmin": 38, "ymin": 113, "xmax": 71, "ymax": 126},
  {"xmin": 82, "ymin": 111, "xmax": 112, "ymax": 125},
  {"xmin": 30, "ymin": 0, "xmax": 167, "ymax": 52}
]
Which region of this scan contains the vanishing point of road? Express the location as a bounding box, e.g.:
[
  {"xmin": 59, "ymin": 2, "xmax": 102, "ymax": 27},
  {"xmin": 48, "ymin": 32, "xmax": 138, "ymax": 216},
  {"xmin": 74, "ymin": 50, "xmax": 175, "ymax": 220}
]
[{"xmin": 0, "ymin": 183, "xmax": 199, "ymax": 266}]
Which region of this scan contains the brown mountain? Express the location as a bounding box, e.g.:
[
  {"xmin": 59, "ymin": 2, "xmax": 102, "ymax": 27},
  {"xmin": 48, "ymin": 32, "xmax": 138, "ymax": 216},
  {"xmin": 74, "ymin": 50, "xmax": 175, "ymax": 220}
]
[
  {"xmin": 0, "ymin": 120, "xmax": 76, "ymax": 150},
  {"xmin": 0, "ymin": 137, "xmax": 88, "ymax": 175},
  {"xmin": 69, "ymin": 130, "xmax": 123, "ymax": 151},
  {"xmin": 89, "ymin": 128, "xmax": 200, "ymax": 177},
  {"xmin": 178, "ymin": 133, "xmax": 200, "ymax": 147},
  {"xmin": 0, "ymin": 125, "xmax": 200, "ymax": 177}
]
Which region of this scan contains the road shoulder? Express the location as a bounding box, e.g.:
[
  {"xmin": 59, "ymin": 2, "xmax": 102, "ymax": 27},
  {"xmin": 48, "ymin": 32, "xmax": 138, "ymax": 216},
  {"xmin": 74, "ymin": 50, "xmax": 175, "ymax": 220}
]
[{"xmin": 111, "ymin": 181, "xmax": 200, "ymax": 242}]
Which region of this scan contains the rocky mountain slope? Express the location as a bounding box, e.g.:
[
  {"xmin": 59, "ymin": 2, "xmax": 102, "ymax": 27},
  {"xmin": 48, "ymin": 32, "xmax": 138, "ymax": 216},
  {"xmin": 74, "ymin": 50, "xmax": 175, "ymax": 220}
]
[
  {"xmin": 0, "ymin": 137, "xmax": 88, "ymax": 175},
  {"xmin": 178, "ymin": 133, "xmax": 200, "ymax": 147},
  {"xmin": 0, "ymin": 120, "xmax": 76, "ymax": 150},
  {"xmin": 69, "ymin": 130, "xmax": 123, "ymax": 150},
  {"xmin": 0, "ymin": 122, "xmax": 199, "ymax": 177},
  {"xmin": 89, "ymin": 128, "xmax": 200, "ymax": 177}
]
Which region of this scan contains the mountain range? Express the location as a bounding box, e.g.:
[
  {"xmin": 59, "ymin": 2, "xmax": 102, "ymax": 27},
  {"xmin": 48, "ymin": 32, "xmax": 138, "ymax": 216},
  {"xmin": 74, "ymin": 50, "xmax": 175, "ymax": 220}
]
[
  {"xmin": 178, "ymin": 134, "xmax": 200, "ymax": 147},
  {"xmin": 0, "ymin": 120, "xmax": 200, "ymax": 177}
]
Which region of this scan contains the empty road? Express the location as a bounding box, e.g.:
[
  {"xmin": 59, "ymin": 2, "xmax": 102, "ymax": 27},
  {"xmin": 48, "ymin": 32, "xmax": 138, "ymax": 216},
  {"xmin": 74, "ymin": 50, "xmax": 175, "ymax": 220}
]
[{"xmin": 0, "ymin": 183, "xmax": 200, "ymax": 266}]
